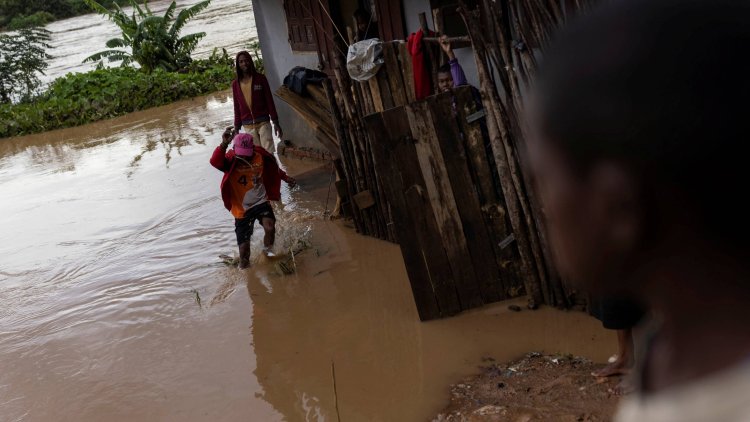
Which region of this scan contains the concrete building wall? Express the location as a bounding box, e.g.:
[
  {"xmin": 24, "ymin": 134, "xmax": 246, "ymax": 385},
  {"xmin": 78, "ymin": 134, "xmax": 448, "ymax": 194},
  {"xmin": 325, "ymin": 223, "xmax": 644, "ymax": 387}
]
[
  {"xmin": 251, "ymin": 0, "xmax": 320, "ymax": 150},
  {"xmin": 403, "ymin": 1, "xmax": 481, "ymax": 89}
]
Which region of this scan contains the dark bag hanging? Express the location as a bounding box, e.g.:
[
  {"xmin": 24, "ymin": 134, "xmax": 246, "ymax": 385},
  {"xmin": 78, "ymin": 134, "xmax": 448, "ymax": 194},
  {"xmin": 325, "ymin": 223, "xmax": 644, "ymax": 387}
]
[{"xmin": 283, "ymin": 66, "xmax": 328, "ymax": 96}]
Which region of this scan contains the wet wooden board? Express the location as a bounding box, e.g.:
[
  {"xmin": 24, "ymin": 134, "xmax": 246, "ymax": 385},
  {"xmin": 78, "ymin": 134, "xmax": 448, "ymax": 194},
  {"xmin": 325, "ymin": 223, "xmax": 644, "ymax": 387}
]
[
  {"xmin": 428, "ymin": 93, "xmax": 504, "ymax": 303},
  {"xmin": 365, "ymin": 110, "xmax": 446, "ymax": 319},
  {"xmin": 454, "ymin": 87, "xmax": 520, "ymax": 296},
  {"xmin": 375, "ymin": 65, "xmax": 395, "ymax": 111},
  {"xmin": 397, "ymin": 41, "xmax": 417, "ymax": 104},
  {"xmin": 407, "ymin": 99, "xmax": 483, "ymax": 310},
  {"xmin": 368, "ymin": 76, "xmax": 384, "ymax": 113},
  {"xmin": 382, "ymin": 42, "xmax": 408, "ymax": 107}
]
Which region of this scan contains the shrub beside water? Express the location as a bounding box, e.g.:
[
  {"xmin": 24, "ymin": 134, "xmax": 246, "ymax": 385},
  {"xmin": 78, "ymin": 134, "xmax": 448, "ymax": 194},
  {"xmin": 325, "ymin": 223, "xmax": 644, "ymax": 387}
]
[{"xmin": 0, "ymin": 61, "xmax": 234, "ymax": 138}]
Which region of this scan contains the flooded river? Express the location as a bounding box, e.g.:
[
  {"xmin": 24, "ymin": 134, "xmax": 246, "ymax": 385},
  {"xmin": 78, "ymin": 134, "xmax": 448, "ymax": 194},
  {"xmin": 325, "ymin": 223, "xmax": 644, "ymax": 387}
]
[
  {"xmin": 1, "ymin": 2, "xmax": 614, "ymax": 421},
  {"xmin": 39, "ymin": 0, "xmax": 257, "ymax": 85}
]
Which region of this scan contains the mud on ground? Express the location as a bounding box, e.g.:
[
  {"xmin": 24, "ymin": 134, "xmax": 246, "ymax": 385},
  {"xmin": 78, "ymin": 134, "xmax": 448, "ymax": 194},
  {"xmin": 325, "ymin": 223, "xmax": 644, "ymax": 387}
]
[{"xmin": 433, "ymin": 353, "xmax": 621, "ymax": 422}]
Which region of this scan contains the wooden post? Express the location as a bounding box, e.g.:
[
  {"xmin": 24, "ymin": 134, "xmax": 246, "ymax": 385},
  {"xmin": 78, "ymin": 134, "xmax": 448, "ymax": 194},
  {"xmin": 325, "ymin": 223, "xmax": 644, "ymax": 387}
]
[
  {"xmin": 324, "ymin": 78, "xmax": 365, "ymax": 233},
  {"xmin": 428, "ymin": 93, "xmax": 504, "ymax": 302},
  {"xmin": 460, "ymin": 29, "xmax": 545, "ymax": 305},
  {"xmin": 418, "ymin": 12, "xmax": 440, "ymax": 93},
  {"xmin": 365, "ymin": 108, "xmax": 462, "ymax": 318},
  {"xmin": 397, "ymin": 41, "xmax": 417, "ymax": 103},
  {"xmin": 407, "ymin": 99, "xmax": 484, "ymax": 309}
]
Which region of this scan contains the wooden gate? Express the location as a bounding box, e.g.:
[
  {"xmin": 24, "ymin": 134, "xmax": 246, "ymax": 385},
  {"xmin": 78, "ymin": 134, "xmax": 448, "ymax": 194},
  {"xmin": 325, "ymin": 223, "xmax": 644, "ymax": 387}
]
[{"xmin": 364, "ymin": 87, "xmax": 523, "ymax": 320}]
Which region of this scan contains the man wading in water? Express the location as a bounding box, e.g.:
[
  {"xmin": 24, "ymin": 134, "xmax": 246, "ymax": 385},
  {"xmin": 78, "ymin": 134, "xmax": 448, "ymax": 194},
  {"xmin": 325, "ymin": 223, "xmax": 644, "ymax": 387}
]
[
  {"xmin": 232, "ymin": 51, "xmax": 283, "ymax": 154},
  {"xmin": 210, "ymin": 128, "xmax": 296, "ymax": 268}
]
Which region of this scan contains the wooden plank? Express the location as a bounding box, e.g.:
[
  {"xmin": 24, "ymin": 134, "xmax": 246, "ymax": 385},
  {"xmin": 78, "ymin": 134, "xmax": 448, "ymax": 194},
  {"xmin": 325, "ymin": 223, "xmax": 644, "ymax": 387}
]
[
  {"xmin": 454, "ymin": 87, "xmax": 522, "ymax": 296},
  {"xmin": 406, "ymin": 99, "xmax": 483, "ymax": 310},
  {"xmin": 375, "ymin": 66, "xmax": 395, "ymax": 111},
  {"xmin": 363, "ymin": 131, "xmax": 391, "ymax": 239},
  {"xmin": 428, "ymin": 92, "xmax": 503, "ymax": 303},
  {"xmin": 397, "ymin": 41, "xmax": 417, "ymax": 103},
  {"xmin": 365, "ymin": 107, "xmax": 443, "ymax": 319},
  {"xmin": 368, "ymin": 76, "xmax": 384, "ymax": 113},
  {"xmin": 307, "ymin": 84, "xmax": 332, "ymax": 113},
  {"xmin": 275, "ymin": 85, "xmax": 340, "ymax": 157},
  {"xmin": 381, "ymin": 42, "xmax": 408, "ymax": 107},
  {"xmin": 366, "ymin": 108, "xmax": 462, "ymax": 318},
  {"xmin": 323, "ymin": 78, "xmax": 365, "ymax": 232},
  {"xmin": 356, "ymin": 81, "xmax": 374, "ymax": 116},
  {"xmin": 453, "ymin": 87, "xmax": 518, "ymax": 296},
  {"xmin": 374, "ymin": 0, "xmax": 406, "ymax": 41}
]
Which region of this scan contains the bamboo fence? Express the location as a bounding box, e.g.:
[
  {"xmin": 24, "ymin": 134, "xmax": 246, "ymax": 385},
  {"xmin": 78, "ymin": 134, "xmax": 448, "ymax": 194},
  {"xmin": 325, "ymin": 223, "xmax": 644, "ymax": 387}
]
[{"xmin": 456, "ymin": 0, "xmax": 598, "ymax": 308}]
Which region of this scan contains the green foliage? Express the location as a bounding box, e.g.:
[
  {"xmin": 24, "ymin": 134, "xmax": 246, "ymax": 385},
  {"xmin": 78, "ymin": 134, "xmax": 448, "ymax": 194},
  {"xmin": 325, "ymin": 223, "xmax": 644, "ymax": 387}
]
[
  {"xmin": 6, "ymin": 11, "xmax": 55, "ymax": 30},
  {"xmin": 83, "ymin": 0, "xmax": 211, "ymax": 73},
  {"xmin": 0, "ymin": 0, "xmax": 140, "ymax": 30},
  {"xmin": 248, "ymin": 40, "xmax": 263, "ymax": 74},
  {"xmin": 0, "ymin": 27, "xmax": 52, "ymax": 103},
  {"xmin": 0, "ymin": 60, "xmax": 234, "ymax": 138}
]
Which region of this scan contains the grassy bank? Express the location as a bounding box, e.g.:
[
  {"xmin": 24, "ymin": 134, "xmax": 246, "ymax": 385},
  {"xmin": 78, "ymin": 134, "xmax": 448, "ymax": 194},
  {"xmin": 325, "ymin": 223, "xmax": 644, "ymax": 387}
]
[{"xmin": 0, "ymin": 62, "xmax": 234, "ymax": 138}]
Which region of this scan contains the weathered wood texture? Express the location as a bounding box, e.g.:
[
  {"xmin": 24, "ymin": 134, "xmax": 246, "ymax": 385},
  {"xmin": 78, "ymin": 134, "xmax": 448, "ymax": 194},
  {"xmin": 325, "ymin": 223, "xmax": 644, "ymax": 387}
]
[
  {"xmin": 364, "ymin": 88, "xmax": 524, "ymax": 320},
  {"xmin": 274, "ymin": 84, "xmax": 340, "ymax": 159},
  {"xmin": 457, "ymin": 0, "xmax": 597, "ymax": 308},
  {"xmin": 319, "ymin": 40, "xmax": 424, "ymax": 243}
]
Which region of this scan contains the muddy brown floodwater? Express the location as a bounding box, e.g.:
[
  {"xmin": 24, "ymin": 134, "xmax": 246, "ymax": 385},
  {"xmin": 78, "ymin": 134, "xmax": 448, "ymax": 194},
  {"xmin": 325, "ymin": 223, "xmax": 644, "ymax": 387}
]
[{"xmin": 0, "ymin": 90, "xmax": 615, "ymax": 421}]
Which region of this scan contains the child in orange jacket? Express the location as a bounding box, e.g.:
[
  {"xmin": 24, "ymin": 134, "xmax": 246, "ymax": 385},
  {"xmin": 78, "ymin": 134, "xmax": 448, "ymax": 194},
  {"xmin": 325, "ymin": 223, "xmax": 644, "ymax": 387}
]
[{"xmin": 210, "ymin": 127, "xmax": 296, "ymax": 268}]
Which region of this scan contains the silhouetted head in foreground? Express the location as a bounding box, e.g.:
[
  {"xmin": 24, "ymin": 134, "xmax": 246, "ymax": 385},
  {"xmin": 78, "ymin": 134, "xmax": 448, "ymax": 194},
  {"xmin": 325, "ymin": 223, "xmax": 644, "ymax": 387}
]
[
  {"xmin": 530, "ymin": 2, "xmax": 750, "ymax": 413},
  {"xmin": 530, "ymin": 1, "xmax": 750, "ymax": 413},
  {"xmin": 529, "ymin": 0, "xmax": 749, "ymax": 297}
]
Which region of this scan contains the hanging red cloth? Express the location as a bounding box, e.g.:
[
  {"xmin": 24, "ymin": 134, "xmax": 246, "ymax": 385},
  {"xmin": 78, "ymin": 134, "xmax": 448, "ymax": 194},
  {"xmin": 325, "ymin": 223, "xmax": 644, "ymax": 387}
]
[{"xmin": 407, "ymin": 29, "xmax": 433, "ymax": 100}]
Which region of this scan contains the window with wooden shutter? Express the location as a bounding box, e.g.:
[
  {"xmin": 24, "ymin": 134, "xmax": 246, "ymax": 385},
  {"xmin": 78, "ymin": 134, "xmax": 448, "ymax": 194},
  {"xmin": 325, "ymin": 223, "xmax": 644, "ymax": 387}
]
[{"xmin": 283, "ymin": 0, "xmax": 318, "ymax": 52}]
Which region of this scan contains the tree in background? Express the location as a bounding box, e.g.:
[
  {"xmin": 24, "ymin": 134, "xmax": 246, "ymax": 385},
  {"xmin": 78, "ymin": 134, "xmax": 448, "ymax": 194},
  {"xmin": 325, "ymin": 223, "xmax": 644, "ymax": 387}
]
[
  {"xmin": 83, "ymin": 0, "xmax": 211, "ymax": 73},
  {"xmin": 0, "ymin": 27, "xmax": 52, "ymax": 103}
]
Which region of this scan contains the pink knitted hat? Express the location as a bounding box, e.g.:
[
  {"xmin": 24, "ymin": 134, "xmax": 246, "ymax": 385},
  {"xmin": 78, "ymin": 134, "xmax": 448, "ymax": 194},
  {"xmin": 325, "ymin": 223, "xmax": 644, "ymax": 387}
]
[{"xmin": 232, "ymin": 133, "xmax": 254, "ymax": 156}]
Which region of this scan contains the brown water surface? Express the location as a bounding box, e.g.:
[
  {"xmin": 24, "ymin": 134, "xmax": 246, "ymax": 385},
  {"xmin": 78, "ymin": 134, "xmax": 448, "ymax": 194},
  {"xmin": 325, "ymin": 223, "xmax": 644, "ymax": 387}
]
[{"xmin": 0, "ymin": 92, "xmax": 613, "ymax": 421}]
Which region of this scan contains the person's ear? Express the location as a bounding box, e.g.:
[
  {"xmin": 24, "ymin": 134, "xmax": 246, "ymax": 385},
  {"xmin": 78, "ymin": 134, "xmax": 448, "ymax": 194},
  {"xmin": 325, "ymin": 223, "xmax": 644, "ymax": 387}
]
[{"xmin": 590, "ymin": 162, "xmax": 641, "ymax": 252}]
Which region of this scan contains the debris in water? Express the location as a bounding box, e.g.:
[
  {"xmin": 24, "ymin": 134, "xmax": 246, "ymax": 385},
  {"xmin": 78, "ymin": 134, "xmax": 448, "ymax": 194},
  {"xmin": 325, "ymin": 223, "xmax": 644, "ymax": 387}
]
[
  {"xmin": 272, "ymin": 238, "xmax": 313, "ymax": 276},
  {"xmin": 219, "ymin": 254, "xmax": 238, "ymax": 266},
  {"xmin": 189, "ymin": 289, "xmax": 202, "ymax": 308},
  {"xmin": 275, "ymin": 259, "xmax": 295, "ymax": 275},
  {"xmin": 508, "ymin": 305, "xmax": 522, "ymax": 312}
]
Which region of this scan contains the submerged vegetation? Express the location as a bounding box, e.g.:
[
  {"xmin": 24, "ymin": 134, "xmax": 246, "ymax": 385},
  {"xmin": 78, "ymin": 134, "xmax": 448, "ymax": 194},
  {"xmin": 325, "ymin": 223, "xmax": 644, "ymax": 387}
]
[
  {"xmin": 0, "ymin": 0, "xmax": 265, "ymax": 139},
  {"xmin": 0, "ymin": 51, "xmax": 235, "ymax": 138}
]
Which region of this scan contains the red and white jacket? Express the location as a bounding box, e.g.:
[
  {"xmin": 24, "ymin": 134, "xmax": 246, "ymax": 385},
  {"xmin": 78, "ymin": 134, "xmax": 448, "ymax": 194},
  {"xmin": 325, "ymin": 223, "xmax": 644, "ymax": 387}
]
[{"xmin": 209, "ymin": 145, "xmax": 290, "ymax": 211}]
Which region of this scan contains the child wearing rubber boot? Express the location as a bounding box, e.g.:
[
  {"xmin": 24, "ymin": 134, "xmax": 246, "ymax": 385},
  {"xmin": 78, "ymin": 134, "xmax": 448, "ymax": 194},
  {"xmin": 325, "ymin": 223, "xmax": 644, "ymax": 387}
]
[{"xmin": 210, "ymin": 127, "xmax": 296, "ymax": 268}]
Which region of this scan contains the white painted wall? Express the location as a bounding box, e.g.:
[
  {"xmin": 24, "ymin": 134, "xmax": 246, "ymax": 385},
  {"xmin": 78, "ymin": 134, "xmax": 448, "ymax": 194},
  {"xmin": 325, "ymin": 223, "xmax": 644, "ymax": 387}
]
[
  {"xmin": 251, "ymin": 0, "xmax": 321, "ymax": 149},
  {"xmin": 403, "ymin": 0, "xmax": 481, "ymax": 89}
]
